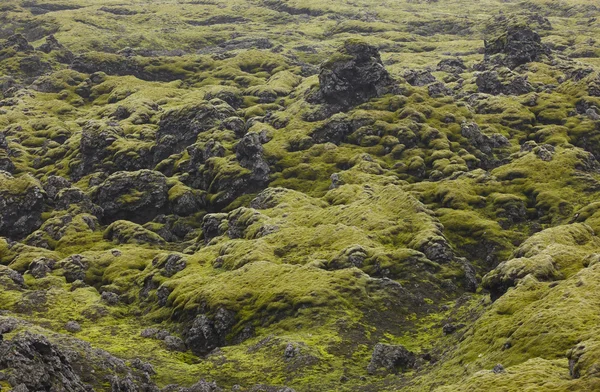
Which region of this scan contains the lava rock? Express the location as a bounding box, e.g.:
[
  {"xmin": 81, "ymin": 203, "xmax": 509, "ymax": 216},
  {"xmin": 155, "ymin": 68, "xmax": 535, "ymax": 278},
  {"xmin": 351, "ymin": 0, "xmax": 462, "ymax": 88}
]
[
  {"xmin": 65, "ymin": 321, "xmax": 82, "ymax": 333},
  {"xmin": 44, "ymin": 176, "xmax": 72, "ymax": 200},
  {"xmin": 2, "ymin": 34, "xmax": 34, "ymax": 52},
  {"xmin": 318, "ymin": 39, "xmax": 397, "ymax": 108},
  {"xmin": 154, "ymin": 102, "xmax": 233, "ymax": 163},
  {"xmin": 475, "ymin": 69, "xmax": 532, "ymax": 95},
  {"xmin": 235, "ymin": 132, "xmax": 270, "ymax": 185},
  {"xmin": 101, "ymin": 291, "xmax": 120, "ymax": 306},
  {"xmin": 437, "ymin": 58, "xmax": 467, "ymax": 74},
  {"xmin": 461, "ymin": 122, "xmax": 510, "ymax": 154},
  {"xmin": 28, "ymin": 257, "xmax": 57, "ymax": 279},
  {"xmin": 185, "ymin": 308, "xmax": 236, "ymax": 356},
  {"xmin": 92, "ymin": 170, "xmax": 168, "ymax": 223},
  {"xmin": 37, "ymin": 35, "xmax": 74, "ymax": 63},
  {"xmin": 201, "ymin": 213, "xmax": 227, "ymax": 244},
  {"xmin": 484, "ymin": 24, "xmax": 550, "ymax": 68},
  {"xmin": 164, "ymin": 335, "xmax": 187, "ymax": 352},
  {"xmin": 0, "ymin": 173, "xmax": 45, "ymax": 239},
  {"xmin": 492, "ymin": 363, "xmax": 506, "ymax": 374},
  {"xmin": 0, "ymin": 332, "xmax": 88, "ymax": 391},
  {"xmin": 367, "ymin": 343, "xmax": 416, "ymax": 374},
  {"xmin": 403, "ymin": 69, "xmax": 437, "ymax": 86},
  {"xmin": 73, "ymin": 121, "xmax": 122, "ymax": 179},
  {"xmin": 153, "ymin": 254, "xmax": 187, "ymax": 277}
]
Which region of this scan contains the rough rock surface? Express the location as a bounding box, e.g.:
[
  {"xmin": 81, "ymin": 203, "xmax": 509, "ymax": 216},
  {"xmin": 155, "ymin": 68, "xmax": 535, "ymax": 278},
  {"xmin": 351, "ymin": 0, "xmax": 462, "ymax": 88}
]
[
  {"xmin": 185, "ymin": 309, "xmax": 236, "ymax": 356},
  {"xmin": 367, "ymin": 343, "xmax": 416, "ymax": 374},
  {"xmin": 0, "ymin": 173, "xmax": 45, "ymax": 239},
  {"xmin": 317, "ymin": 39, "xmax": 396, "ymax": 108},
  {"xmin": 92, "ymin": 170, "xmax": 168, "ymax": 223},
  {"xmin": 484, "ymin": 24, "xmax": 550, "ymax": 68}
]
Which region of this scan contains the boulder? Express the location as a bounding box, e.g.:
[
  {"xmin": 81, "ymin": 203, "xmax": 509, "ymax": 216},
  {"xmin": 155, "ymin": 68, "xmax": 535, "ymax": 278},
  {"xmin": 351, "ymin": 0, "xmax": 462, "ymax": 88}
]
[
  {"xmin": 92, "ymin": 170, "xmax": 168, "ymax": 223},
  {"xmin": 0, "ymin": 173, "xmax": 45, "ymax": 239},
  {"xmin": 367, "ymin": 343, "xmax": 416, "ymax": 374},
  {"xmin": 185, "ymin": 308, "xmax": 236, "ymax": 356},
  {"xmin": 484, "ymin": 24, "xmax": 550, "ymax": 68},
  {"xmin": 475, "ymin": 69, "xmax": 532, "ymax": 95},
  {"xmin": 154, "ymin": 102, "xmax": 234, "ymax": 163},
  {"xmin": 318, "ymin": 39, "xmax": 397, "ymax": 108},
  {"xmin": 0, "ymin": 332, "xmax": 88, "ymax": 391}
]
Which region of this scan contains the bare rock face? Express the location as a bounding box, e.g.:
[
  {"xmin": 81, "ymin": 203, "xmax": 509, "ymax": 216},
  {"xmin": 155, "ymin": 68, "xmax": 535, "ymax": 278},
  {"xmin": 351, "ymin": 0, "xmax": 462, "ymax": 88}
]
[
  {"xmin": 317, "ymin": 39, "xmax": 397, "ymax": 109},
  {"xmin": 367, "ymin": 343, "xmax": 416, "ymax": 375},
  {"xmin": 475, "ymin": 69, "xmax": 533, "ymax": 95},
  {"xmin": 154, "ymin": 101, "xmax": 234, "ymax": 163},
  {"xmin": 92, "ymin": 169, "xmax": 168, "ymax": 223},
  {"xmin": 185, "ymin": 308, "xmax": 236, "ymax": 356},
  {"xmin": 484, "ymin": 24, "xmax": 550, "ymax": 69},
  {"xmin": 0, "ymin": 173, "xmax": 45, "ymax": 239},
  {"xmin": 0, "ymin": 332, "xmax": 88, "ymax": 392}
]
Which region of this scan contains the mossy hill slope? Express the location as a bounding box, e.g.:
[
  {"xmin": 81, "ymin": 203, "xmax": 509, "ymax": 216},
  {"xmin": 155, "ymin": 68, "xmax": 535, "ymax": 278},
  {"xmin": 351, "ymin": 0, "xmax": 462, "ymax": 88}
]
[{"xmin": 1, "ymin": 0, "xmax": 600, "ymax": 391}]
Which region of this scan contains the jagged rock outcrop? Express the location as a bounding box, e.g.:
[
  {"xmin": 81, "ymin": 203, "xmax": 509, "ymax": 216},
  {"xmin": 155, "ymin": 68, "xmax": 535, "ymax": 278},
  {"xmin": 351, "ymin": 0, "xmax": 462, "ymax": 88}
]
[
  {"xmin": 0, "ymin": 332, "xmax": 89, "ymax": 391},
  {"xmin": 154, "ymin": 102, "xmax": 234, "ymax": 163},
  {"xmin": 367, "ymin": 343, "xmax": 416, "ymax": 374},
  {"xmin": 234, "ymin": 132, "xmax": 270, "ymax": 187},
  {"xmin": 475, "ymin": 69, "xmax": 533, "ymax": 95},
  {"xmin": 2, "ymin": 34, "xmax": 34, "ymax": 53},
  {"xmin": 0, "ymin": 132, "xmax": 14, "ymax": 173},
  {"xmin": 37, "ymin": 35, "xmax": 74, "ymax": 63},
  {"xmin": 0, "ymin": 173, "xmax": 45, "ymax": 239},
  {"xmin": 92, "ymin": 170, "xmax": 168, "ymax": 223},
  {"xmin": 185, "ymin": 308, "xmax": 236, "ymax": 356},
  {"xmin": 72, "ymin": 120, "xmax": 123, "ymax": 180},
  {"xmin": 317, "ymin": 39, "xmax": 397, "ymax": 108},
  {"xmin": 484, "ymin": 24, "xmax": 550, "ymax": 68}
]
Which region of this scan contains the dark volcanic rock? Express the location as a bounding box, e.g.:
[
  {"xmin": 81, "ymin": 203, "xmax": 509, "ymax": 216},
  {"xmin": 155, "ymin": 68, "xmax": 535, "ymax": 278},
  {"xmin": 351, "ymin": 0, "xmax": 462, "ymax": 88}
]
[
  {"xmin": 317, "ymin": 39, "xmax": 397, "ymax": 108},
  {"xmin": 38, "ymin": 35, "xmax": 74, "ymax": 63},
  {"xmin": 235, "ymin": 132, "xmax": 270, "ymax": 185},
  {"xmin": 437, "ymin": 58, "xmax": 466, "ymax": 74},
  {"xmin": 461, "ymin": 122, "xmax": 509, "ymax": 154},
  {"xmin": 403, "ymin": 69, "xmax": 437, "ymax": 86},
  {"xmin": 367, "ymin": 343, "xmax": 416, "ymax": 374},
  {"xmin": 0, "ymin": 173, "xmax": 45, "ymax": 239},
  {"xmin": 44, "ymin": 175, "xmax": 72, "ymax": 200},
  {"xmin": 484, "ymin": 24, "xmax": 550, "ymax": 68},
  {"xmin": 73, "ymin": 121, "xmax": 123, "ymax": 180},
  {"xmin": 185, "ymin": 308, "xmax": 236, "ymax": 356},
  {"xmin": 92, "ymin": 170, "xmax": 168, "ymax": 223},
  {"xmin": 475, "ymin": 69, "xmax": 533, "ymax": 95},
  {"xmin": 28, "ymin": 257, "xmax": 57, "ymax": 279},
  {"xmin": 154, "ymin": 102, "xmax": 234, "ymax": 163},
  {"xmin": 2, "ymin": 34, "xmax": 34, "ymax": 53},
  {"xmin": 0, "ymin": 332, "xmax": 88, "ymax": 391}
]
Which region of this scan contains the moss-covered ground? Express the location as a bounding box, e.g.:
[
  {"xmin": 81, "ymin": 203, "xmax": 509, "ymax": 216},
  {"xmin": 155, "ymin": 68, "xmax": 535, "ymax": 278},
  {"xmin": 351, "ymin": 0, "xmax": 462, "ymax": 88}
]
[{"xmin": 1, "ymin": 0, "xmax": 600, "ymax": 391}]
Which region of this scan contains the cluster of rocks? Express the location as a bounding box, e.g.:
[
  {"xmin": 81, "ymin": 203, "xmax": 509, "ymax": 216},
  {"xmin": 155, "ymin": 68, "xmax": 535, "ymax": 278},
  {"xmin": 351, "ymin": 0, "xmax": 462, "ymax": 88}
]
[
  {"xmin": 314, "ymin": 39, "xmax": 398, "ymax": 109},
  {"xmin": 484, "ymin": 24, "xmax": 551, "ymax": 69}
]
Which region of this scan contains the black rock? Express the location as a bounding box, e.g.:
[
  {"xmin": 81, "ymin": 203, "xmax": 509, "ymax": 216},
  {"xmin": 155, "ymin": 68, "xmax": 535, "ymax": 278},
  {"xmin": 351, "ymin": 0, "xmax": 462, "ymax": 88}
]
[
  {"xmin": 0, "ymin": 332, "xmax": 88, "ymax": 391},
  {"xmin": 28, "ymin": 257, "xmax": 57, "ymax": 279},
  {"xmin": 367, "ymin": 343, "xmax": 416, "ymax": 374},
  {"xmin": 3, "ymin": 34, "xmax": 34, "ymax": 52},
  {"xmin": 484, "ymin": 24, "xmax": 550, "ymax": 68},
  {"xmin": 492, "ymin": 363, "xmax": 505, "ymax": 374},
  {"xmin": 318, "ymin": 39, "xmax": 397, "ymax": 109},
  {"xmin": 92, "ymin": 170, "xmax": 169, "ymax": 224},
  {"xmin": 404, "ymin": 69, "xmax": 437, "ymax": 87},
  {"xmin": 437, "ymin": 58, "xmax": 467, "ymax": 74},
  {"xmin": 154, "ymin": 102, "xmax": 234, "ymax": 163},
  {"xmin": 475, "ymin": 69, "xmax": 533, "ymax": 95},
  {"xmin": 0, "ymin": 173, "xmax": 45, "ymax": 239},
  {"xmin": 185, "ymin": 308, "xmax": 236, "ymax": 356}
]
